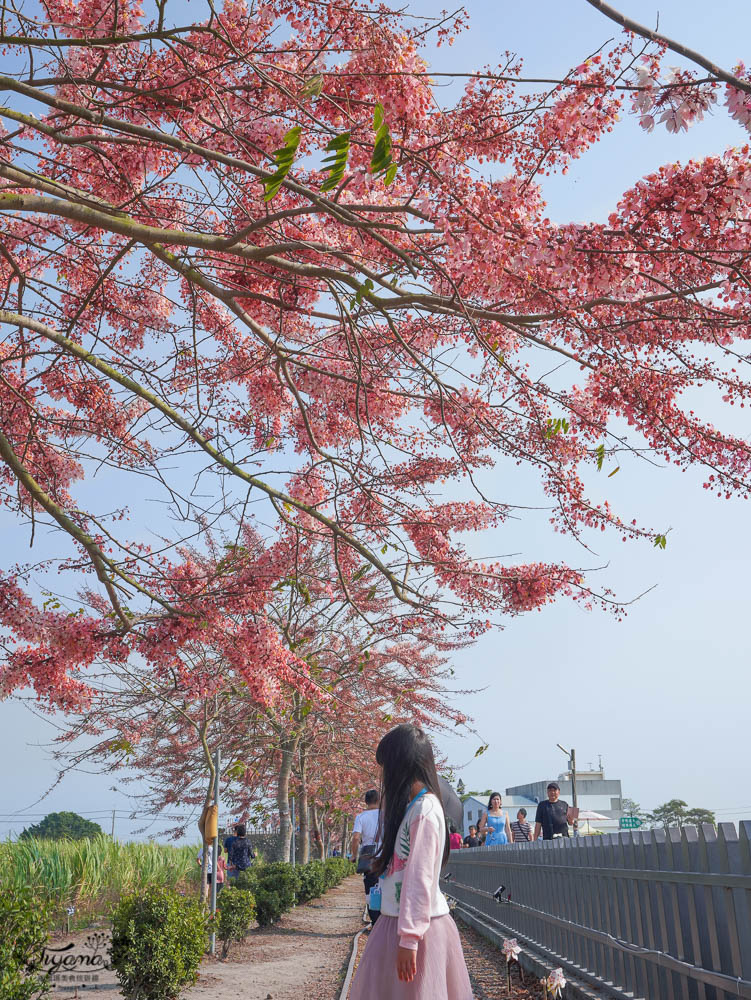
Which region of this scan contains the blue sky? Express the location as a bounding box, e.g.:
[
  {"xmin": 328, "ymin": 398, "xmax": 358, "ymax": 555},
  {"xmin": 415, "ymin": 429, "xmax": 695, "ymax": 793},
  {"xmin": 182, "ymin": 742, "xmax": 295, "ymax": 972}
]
[{"xmin": 1, "ymin": 0, "xmax": 750, "ymax": 840}]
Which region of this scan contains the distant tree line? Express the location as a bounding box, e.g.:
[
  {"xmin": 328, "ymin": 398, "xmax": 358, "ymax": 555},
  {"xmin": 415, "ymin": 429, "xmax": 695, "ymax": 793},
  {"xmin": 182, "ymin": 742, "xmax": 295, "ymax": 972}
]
[{"xmin": 622, "ymin": 799, "xmax": 716, "ymax": 829}]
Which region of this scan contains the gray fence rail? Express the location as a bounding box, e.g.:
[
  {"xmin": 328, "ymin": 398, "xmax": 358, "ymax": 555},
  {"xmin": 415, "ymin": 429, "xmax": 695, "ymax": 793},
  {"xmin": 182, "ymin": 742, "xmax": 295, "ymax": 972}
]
[{"xmin": 441, "ymin": 822, "xmax": 751, "ymax": 1000}]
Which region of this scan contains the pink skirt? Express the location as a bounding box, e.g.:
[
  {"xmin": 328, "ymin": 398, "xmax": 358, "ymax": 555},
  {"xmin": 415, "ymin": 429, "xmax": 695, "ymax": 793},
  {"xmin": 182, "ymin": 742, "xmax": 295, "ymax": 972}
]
[{"xmin": 349, "ymin": 914, "xmax": 473, "ymax": 1000}]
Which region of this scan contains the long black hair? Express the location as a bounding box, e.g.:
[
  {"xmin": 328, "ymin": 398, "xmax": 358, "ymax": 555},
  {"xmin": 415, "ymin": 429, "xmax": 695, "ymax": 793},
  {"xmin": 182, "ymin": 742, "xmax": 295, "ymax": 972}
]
[{"xmin": 371, "ymin": 723, "xmax": 449, "ymax": 877}]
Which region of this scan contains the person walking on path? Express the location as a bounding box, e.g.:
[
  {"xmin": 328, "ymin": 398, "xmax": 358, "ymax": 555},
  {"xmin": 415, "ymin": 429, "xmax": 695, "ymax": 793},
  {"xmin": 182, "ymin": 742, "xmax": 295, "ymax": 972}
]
[
  {"xmin": 349, "ymin": 723, "xmax": 472, "ymax": 999},
  {"xmin": 533, "ymin": 782, "xmax": 577, "ymax": 840},
  {"xmin": 510, "ymin": 808, "xmax": 533, "ymax": 843},
  {"xmin": 478, "ymin": 792, "xmax": 512, "ymax": 845},
  {"xmin": 225, "ymin": 822, "xmax": 255, "ymax": 879},
  {"xmin": 351, "ymin": 788, "xmax": 382, "ymax": 925}
]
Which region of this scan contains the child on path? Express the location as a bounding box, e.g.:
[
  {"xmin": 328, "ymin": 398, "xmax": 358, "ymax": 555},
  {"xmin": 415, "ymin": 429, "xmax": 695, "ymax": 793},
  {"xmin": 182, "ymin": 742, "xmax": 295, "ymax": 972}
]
[
  {"xmin": 349, "ymin": 723, "xmax": 472, "ymax": 999},
  {"xmin": 197, "ymin": 844, "xmax": 226, "ymax": 893}
]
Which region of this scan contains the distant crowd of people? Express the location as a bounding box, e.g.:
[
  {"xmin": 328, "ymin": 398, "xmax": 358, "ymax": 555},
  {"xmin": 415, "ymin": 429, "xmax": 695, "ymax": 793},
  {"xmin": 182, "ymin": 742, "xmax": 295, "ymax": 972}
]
[{"xmin": 448, "ymin": 783, "xmax": 577, "ymax": 848}]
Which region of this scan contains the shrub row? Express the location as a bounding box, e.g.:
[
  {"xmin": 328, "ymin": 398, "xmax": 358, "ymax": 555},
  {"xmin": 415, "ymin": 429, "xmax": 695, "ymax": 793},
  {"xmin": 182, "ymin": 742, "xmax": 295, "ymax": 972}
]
[
  {"xmin": 234, "ymin": 855, "xmax": 353, "ymax": 927},
  {"xmin": 1, "ymin": 856, "xmax": 354, "ymax": 1000}
]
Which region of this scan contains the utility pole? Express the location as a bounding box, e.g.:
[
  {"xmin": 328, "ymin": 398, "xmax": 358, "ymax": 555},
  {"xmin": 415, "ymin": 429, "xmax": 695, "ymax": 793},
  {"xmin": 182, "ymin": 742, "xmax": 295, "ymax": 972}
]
[
  {"xmin": 557, "ymin": 743, "xmax": 579, "ymax": 837},
  {"xmin": 111, "ymin": 809, "xmax": 116, "ymax": 840},
  {"xmin": 570, "ymin": 747, "xmax": 578, "ymax": 836},
  {"xmin": 209, "ymin": 748, "xmax": 220, "ymax": 956}
]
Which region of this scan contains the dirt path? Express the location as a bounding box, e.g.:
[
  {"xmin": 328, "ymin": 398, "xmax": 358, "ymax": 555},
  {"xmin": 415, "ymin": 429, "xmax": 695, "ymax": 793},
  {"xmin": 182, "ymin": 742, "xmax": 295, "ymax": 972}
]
[
  {"xmin": 189, "ymin": 876, "xmax": 365, "ymax": 1000},
  {"xmin": 49, "ymin": 876, "xmax": 366, "ymax": 1000}
]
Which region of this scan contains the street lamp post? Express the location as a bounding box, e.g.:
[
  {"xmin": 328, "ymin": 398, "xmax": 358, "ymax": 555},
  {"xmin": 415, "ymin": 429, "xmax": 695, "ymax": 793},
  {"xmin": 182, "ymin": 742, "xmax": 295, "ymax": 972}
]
[{"xmin": 556, "ymin": 743, "xmax": 579, "ymax": 837}]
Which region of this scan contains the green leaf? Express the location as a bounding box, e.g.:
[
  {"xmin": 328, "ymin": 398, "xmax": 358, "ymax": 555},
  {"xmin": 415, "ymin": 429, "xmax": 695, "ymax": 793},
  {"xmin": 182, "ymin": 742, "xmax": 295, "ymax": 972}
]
[
  {"xmin": 352, "ymin": 277, "xmax": 375, "ymax": 307},
  {"xmin": 301, "ymin": 74, "xmax": 324, "ymax": 99},
  {"xmin": 109, "ymin": 738, "xmax": 134, "ymax": 758},
  {"xmin": 366, "ymin": 585, "xmax": 377, "ymax": 600},
  {"xmin": 320, "ymin": 131, "xmax": 351, "ymax": 192},
  {"xmin": 474, "ymin": 743, "xmax": 489, "ymax": 758},
  {"xmin": 595, "ymin": 443, "xmax": 605, "ymax": 472},
  {"xmin": 226, "ymin": 761, "xmax": 247, "ymax": 781},
  {"xmin": 263, "ymin": 126, "xmax": 303, "ymax": 202},
  {"xmin": 654, "ymin": 533, "xmax": 667, "ymax": 549},
  {"xmin": 370, "ymin": 102, "xmax": 397, "ymax": 185},
  {"xmin": 608, "ymin": 466, "xmax": 620, "ymax": 477},
  {"xmin": 351, "ymin": 564, "xmax": 369, "ymax": 582}
]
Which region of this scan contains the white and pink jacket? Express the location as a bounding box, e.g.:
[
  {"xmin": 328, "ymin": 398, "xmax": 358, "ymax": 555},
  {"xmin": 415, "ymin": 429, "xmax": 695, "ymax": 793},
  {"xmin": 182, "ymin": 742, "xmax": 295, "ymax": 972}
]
[{"xmin": 379, "ymin": 791, "xmax": 450, "ymax": 950}]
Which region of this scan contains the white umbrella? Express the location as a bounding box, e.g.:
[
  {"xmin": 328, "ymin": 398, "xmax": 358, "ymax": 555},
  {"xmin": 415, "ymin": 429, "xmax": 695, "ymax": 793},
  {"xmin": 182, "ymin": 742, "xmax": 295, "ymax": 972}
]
[{"xmin": 576, "ymin": 810, "xmax": 609, "ymax": 833}]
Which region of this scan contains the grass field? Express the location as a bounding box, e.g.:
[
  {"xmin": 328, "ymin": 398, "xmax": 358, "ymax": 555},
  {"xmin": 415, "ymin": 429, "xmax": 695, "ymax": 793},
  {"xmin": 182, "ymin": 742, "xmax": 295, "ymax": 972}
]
[{"xmin": 1, "ymin": 836, "xmax": 202, "ymax": 928}]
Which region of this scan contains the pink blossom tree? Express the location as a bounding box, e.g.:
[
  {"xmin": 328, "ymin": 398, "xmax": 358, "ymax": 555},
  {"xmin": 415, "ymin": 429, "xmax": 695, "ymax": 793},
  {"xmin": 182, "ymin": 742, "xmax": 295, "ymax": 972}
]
[{"xmin": 1, "ymin": 0, "xmax": 751, "ymax": 714}]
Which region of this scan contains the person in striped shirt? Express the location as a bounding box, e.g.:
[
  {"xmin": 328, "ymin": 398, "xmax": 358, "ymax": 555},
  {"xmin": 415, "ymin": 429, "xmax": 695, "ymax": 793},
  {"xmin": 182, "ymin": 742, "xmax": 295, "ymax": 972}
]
[{"xmin": 510, "ymin": 808, "xmax": 532, "ymax": 843}]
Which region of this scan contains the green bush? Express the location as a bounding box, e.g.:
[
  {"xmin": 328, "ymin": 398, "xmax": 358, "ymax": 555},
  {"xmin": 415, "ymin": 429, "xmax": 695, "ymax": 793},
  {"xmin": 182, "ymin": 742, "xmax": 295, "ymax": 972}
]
[
  {"xmin": 295, "ymin": 860, "xmax": 326, "ymax": 903},
  {"xmin": 216, "ymin": 888, "xmax": 256, "ymax": 959},
  {"xmin": 110, "ymin": 886, "xmax": 207, "ymax": 1000},
  {"xmin": 233, "ymin": 866, "xmax": 260, "ymax": 895},
  {"xmin": 253, "ymin": 861, "xmax": 299, "ymax": 926},
  {"xmin": 0, "ymin": 886, "xmax": 53, "ymax": 1000},
  {"xmin": 233, "ymin": 856, "xmax": 353, "ymax": 927},
  {"xmin": 324, "ymin": 857, "xmax": 354, "ymax": 886}
]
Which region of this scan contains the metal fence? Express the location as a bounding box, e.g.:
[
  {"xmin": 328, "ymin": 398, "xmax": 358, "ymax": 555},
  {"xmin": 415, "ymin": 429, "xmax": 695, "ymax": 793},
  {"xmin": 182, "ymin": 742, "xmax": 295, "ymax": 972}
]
[{"xmin": 441, "ymin": 822, "xmax": 751, "ymax": 1000}]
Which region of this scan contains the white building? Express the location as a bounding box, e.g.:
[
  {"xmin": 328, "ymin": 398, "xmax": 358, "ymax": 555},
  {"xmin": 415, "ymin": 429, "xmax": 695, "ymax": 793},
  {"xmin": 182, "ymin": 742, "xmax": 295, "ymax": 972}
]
[{"xmin": 462, "ymin": 766, "xmax": 626, "ymax": 838}]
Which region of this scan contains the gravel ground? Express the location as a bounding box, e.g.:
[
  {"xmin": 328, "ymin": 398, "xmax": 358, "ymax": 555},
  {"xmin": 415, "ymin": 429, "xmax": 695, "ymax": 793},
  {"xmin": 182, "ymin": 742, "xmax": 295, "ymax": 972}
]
[{"xmin": 458, "ymin": 920, "xmax": 545, "ymax": 999}]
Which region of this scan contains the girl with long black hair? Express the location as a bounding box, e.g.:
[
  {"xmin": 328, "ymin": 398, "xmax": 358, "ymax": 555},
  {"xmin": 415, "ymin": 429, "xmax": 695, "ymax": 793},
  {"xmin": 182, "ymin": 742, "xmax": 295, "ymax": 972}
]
[{"xmin": 349, "ymin": 724, "xmax": 472, "ymax": 999}]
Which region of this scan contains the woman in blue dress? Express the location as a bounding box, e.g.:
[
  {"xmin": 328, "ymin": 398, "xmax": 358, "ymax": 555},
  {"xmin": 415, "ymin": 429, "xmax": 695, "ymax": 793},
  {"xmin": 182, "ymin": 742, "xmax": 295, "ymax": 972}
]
[{"xmin": 479, "ymin": 792, "xmax": 513, "ymax": 845}]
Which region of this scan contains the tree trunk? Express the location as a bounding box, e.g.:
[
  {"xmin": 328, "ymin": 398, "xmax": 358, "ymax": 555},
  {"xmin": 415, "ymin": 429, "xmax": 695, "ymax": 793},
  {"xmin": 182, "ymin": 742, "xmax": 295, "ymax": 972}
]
[
  {"xmin": 340, "ymin": 815, "xmax": 350, "ymax": 858},
  {"xmin": 275, "ymin": 732, "xmax": 300, "ymax": 861},
  {"xmin": 321, "ymin": 806, "xmax": 331, "ymax": 858},
  {"xmin": 310, "ymin": 801, "xmax": 325, "ymax": 860},
  {"xmin": 298, "ymin": 746, "xmax": 310, "ymax": 864}
]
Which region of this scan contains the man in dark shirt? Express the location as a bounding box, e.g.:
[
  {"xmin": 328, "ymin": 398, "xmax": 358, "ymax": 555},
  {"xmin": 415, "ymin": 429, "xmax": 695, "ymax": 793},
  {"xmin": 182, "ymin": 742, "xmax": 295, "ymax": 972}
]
[{"xmin": 534, "ymin": 782, "xmax": 575, "ymax": 840}]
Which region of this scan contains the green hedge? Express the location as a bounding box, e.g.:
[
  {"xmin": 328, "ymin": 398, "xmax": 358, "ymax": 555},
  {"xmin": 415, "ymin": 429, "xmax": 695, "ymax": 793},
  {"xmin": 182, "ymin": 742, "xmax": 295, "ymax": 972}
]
[
  {"xmin": 0, "ymin": 886, "xmax": 53, "ymax": 1000},
  {"xmin": 216, "ymin": 887, "xmax": 256, "ymax": 959},
  {"xmin": 110, "ymin": 886, "xmax": 207, "ymax": 1000},
  {"xmin": 235, "ymin": 856, "xmax": 354, "ymax": 927}
]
